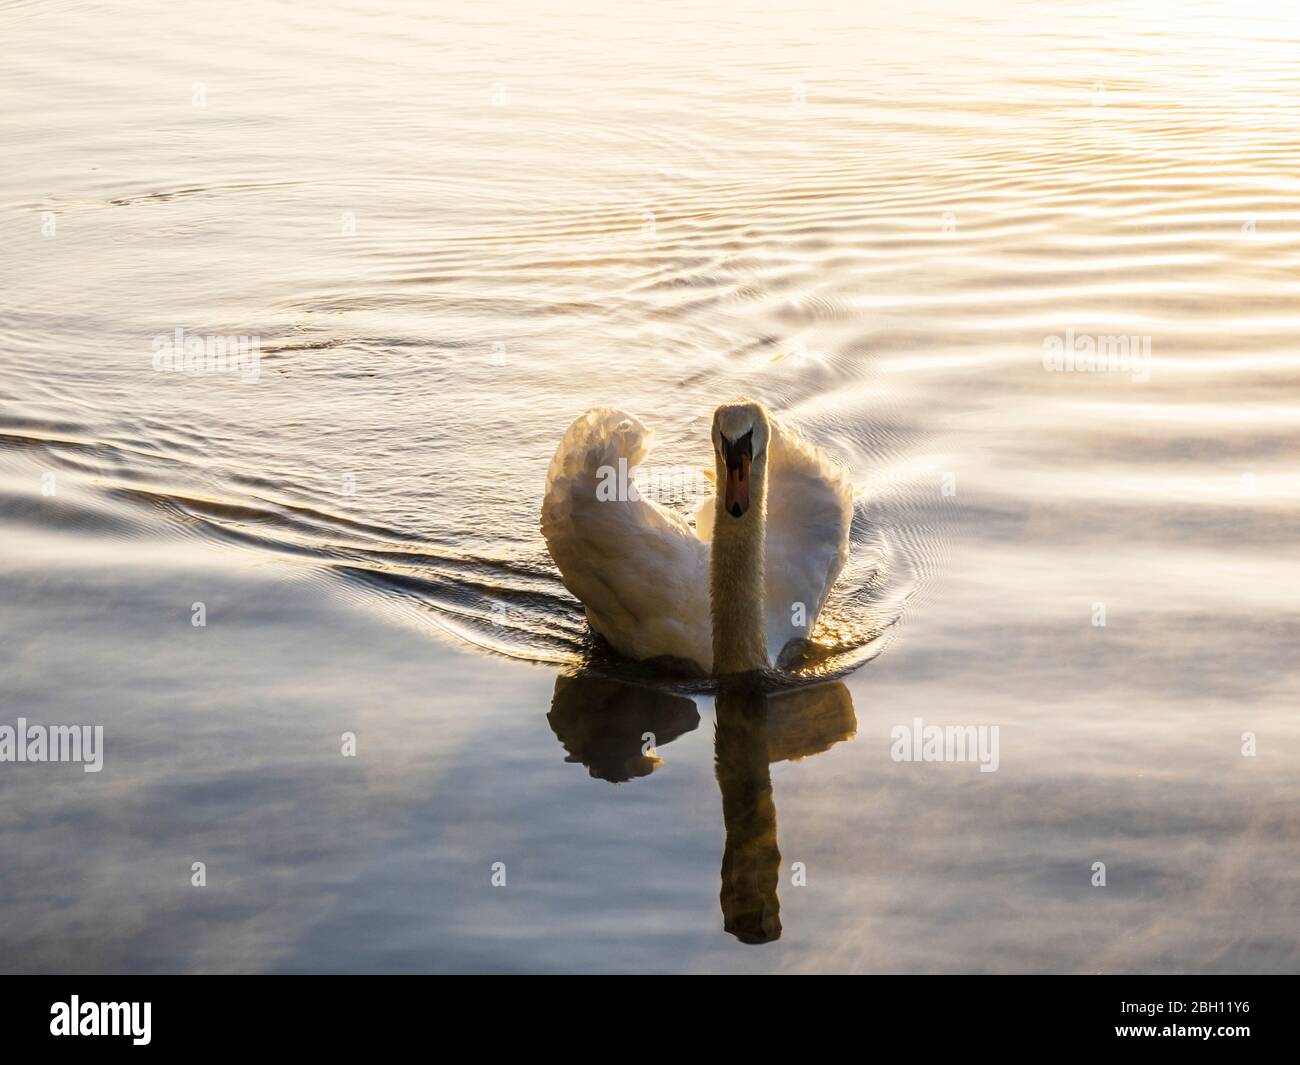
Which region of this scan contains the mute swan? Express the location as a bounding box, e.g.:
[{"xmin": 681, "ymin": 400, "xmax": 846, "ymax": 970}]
[{"xmin": 541, "ymin": 401, "xmax": 853, "ymax": 675}]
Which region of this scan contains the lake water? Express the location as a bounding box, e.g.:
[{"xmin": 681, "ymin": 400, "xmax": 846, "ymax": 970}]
[{"xmin": 2, "ymin": 0, "xmax": 1297, "ymax": 973}]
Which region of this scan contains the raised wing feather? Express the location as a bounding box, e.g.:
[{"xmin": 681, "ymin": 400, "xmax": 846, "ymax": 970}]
[
  {"xmin": 540, "ymin": 409, "xmax": 712, "ymax": 673},
  {"xmin": 762, "ymin": 418, "xmax": 854, "ymax": 664}
]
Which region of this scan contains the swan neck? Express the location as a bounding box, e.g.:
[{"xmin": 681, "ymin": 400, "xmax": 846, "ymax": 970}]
[{"xmin": 710, "ymin": 456, "xmax": 769, "ymax": 674}]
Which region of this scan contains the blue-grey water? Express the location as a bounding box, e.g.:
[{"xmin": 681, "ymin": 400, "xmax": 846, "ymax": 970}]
[{"xmin": 1, "ymin": 0, "xmax": 1298, "ymax": 972}]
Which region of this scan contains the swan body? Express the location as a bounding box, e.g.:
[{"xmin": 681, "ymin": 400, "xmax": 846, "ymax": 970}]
[{"xmin": 541, "ymin": 402, "xmax": 852, "ymax": 675}]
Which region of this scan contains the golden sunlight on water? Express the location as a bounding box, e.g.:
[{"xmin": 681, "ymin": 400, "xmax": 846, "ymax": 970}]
[{"xmin": 0, "ymin": 0, "xmax": 1297, "ymax": 973}]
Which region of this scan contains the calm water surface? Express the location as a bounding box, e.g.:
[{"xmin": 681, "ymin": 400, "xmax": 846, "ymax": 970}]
[{"xmin": 2, "ymin": 0, "xmax": 1298, "ymax": 972}]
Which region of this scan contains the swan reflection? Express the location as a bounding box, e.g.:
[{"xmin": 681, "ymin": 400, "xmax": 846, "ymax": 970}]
[
  {"xmin": 547, "ymin": 673, "xmax": 856, "ymax": 943},
  {"xmin": 547, "ymin": 674, "xmax": 700, "ymax": 782}
]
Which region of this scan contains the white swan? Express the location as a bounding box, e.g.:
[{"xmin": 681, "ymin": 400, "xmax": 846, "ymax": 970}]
[{"xmin": 541, "ymin": 400, "xmax": 853, "ymax": 676}]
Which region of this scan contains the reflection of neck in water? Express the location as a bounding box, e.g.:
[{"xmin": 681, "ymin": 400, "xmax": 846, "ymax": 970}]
[
  {"xmin": 715, "ymin": 680, "xmax": 782, "ymax": 944},
  {"xmin": 715, "ymin": 678, "xmax": 859, "ymax": 945}
]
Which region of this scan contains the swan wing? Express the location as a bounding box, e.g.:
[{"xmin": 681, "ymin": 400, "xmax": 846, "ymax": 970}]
[
  {"xmin": 541, "ymin": 408, "xmax": 712, "ymax": 673},
  {"xmin": 763, "ymin": 418, "xmax": 854, "ymax": 663}
]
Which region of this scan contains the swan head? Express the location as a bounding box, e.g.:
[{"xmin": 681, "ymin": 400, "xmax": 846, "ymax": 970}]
[{"xmin": 712, "ymin": 401, "xmax": 770, "ymax": 520}]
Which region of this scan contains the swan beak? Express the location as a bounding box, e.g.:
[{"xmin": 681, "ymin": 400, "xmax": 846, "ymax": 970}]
[{"xmin": 724, "ymin": 452, "xmax": 751, "ymax": 518}]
